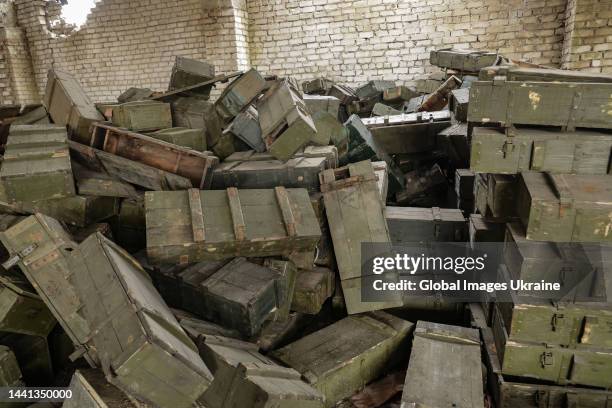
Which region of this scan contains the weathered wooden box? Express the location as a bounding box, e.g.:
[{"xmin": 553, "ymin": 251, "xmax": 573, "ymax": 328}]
[
  {"xmin": 179, "ymin": 257, "xmax": 296, "ymax": 337},
  {"xmin": 199, "ymin": 335, "xmax": 324, "ymax": 408},
  {"xmin": 225, "ymin": 106, "xmax": 265, "ymax": 152},
  {"xmin": 386, "ymin": 206, "xmax": 467, "ymax": 243},
  {"xmin": 43, "ymin": 69, "xmax": 105, "ymax": 144},
  {"xmin": 302, "ymin": 77, "xmax": 334, "ymax": 95},
  {"xmin": 145, "ymin": 187, "xmax": 321, "ymax": 265},
  {"xmin": 258, "ymin": 79, "xmax": 317, "ymax": 161},
  {"xmin": 477, "ymin": 303, "xmax": 612, "ymax": 408},
  {"xmin": 320, "ymin": 161, "xmax": 402, "ymax": 314},
  {"xmin": 169, "ymin": 56, "xmax": 215, "ymax": 92},
  {"xmin": 215, "ymin": 68, "xmax": 266, "ymax": 123},
  {"xmin": 360, "ymin": 111, "xmax": 451, "ymax": 155},
  {"xmin": 148, "ymin": 127, "xmax": 207, "ymax": 151},
  {"xmin": 1, "ymin": 125, "xmax": 76, "ymax": 203},
  {"xmin": 0, "ymin": 345, "xmax": 23, "ymax": 387},
  {"xmin": 272, "ymin": 312, "xmax": 413, "ymax": 408},
  {"xmin": 111, "ymin": 101, "xmax": 173, "ymax": 132},
  {"xmin": 401, "ymin": 321, "xmax": 483, "ymax": 408},
  {"xmin": 303, "ymin": 95, "xmax": 340, "ymax": 118},
  {"xmin": 486, "ymin": 174, "xmax": 517, "ymax": 218},
  {"xmin": 0, "ymin": 271, "xmax": 56, "ymax": 337},
  {"xmin": 471, "ymin": 126, "xmax": 612, "ymax": 175},
  {"xmin": 344, "ymin": 115, "xmax": 405, "ymax": 194},
  {"xmin": 355, "ymin": 80, "xmax": 396, "ymax": 99},
  {"xmin": 492, "ymin": 302, "xmax": 612, "ymax": 389},
  {"xmin": 69, "ymin": 140, "xmax": 193, "ymax": 191},
  {"xmin": 449, "ymin": 87, "xmax": 469, "ymax": 122},
  {"xmin": 70, "ymin": 233, "xmax": 213, "ymax": 408},
  {"xmin": 0, "ymin": 214, "xmax": 94, "ymax": 364},
  {"xmin": 63, "ymin": 369, "xmax": 148, "ymax": 408},
  {"xmin": 479, "ymin": 65, "xmax": 612, "ymax": 83},
  {"xmin": 291, "ymin": 267, "xmax": 335, "ymax": 315},
  {"xmin": 88, "ymin": 123, "xmax": 218, "ymax": 189},
  {"xmin": 503, "ymin": 222, "xmax": 603, "ymax": 297},
  {"xmin": 211, "ymin": 156, "xmax": 327, "ymax": 192},
  {"xmin": 383, "ymin": 85, "xmax": 419, "ymax": 104},
  {"xmin": 517, "ymin": 172, "xmax": 612, "ymax": 242},
  {"xmin": 17, "ymin": 195, "xmax": 119, "ymax": 228},
  {"xmin": 430, "ymin": 48, "xmax": 500, "ymax": 72},
  {"xmin": 468, "ymin": 80, "xmax": 612, "ymax": 129}
]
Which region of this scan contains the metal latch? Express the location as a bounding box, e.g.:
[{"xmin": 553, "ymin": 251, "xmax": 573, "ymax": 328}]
[
  {"xmin": 551, "ymin": 313, "xmax": 565, "ymax": 332},
  {"xmin": 540, "ymin": 351, "xmax": 554, "ymax": 367},
  {"xmin": 501, "ymin": 140, "xmax": 514, "ymax": 158},
  {"xmin": 2, "ymin": 244, "xmax": 37, "ymax": 269}
]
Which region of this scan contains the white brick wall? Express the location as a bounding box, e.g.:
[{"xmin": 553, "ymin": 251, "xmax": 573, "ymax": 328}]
[
  {"xmin": 1, "ymin": 0, "xmax": 610, "ymax": 105},
  {"xmin": 247, "ymin": 0, "xmax": 570, "ymax": 87},
  {"xmin": 12, "ymin": 0, "xmax": 243, "ymax": 102}
]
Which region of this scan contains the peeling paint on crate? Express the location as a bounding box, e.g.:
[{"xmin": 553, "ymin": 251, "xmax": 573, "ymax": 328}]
[{"xmin": 528, "ymin": 91, "xmax": 541, "ymax": 110}]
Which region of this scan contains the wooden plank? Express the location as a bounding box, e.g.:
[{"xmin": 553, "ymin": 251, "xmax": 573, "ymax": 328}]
[
  {"xmin": 188, "ymin": 188, "xmax": 206, "ymax": 243},
  {"xmin": 275, "ymin": 186, "xmax": 297, "ymax": 237},
  {"xmin": 227, "ymin": 188, "xmax": 246, "ymax": 241},
  {"xmin": 90, "ymin": 123, "xmax": 218, "ymax": 188}
]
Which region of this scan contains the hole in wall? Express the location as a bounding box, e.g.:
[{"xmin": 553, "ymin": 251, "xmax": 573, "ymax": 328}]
[
  {"xmin": 59, "ymin": 0, "xmax": 99, "ymax": 28},
  {"xmin": 45, "ymin": 0, "xmax": 100, "ymax": 36}
]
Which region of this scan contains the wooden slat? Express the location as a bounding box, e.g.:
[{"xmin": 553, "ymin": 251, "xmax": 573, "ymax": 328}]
[
  {"xmin": 188, "ymin": 189, "xmax": 205, "ymax": 243},
  {"xmin": 227, "ymin": 188, "xmax": 246, "ymax": 241},
  {"xmin": 275, "ymin": 187, "xmax": 297, "ymax": 237}
]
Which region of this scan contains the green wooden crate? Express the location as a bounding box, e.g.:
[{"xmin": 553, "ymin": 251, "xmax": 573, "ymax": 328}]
[
  {"xmin": 178, "ymin": 258, "xmax": 295, "ymax": 337},
  {"xmin": 111, "ymin": 101, "xmax": 173, "ymax": 132},
  {"xmin": 145, "ymin": 187, "xmax": 321, "ymax": 265},
  {"xmin": 43, "ymin": 69, "xmax": 104, "ymax": 144},
  {"xmin": 478, "ymin": 65, "xmax": 612, "ymax": 83},
  {"xmin": 471, "ymin": 126, "xmax": 612, "ymax": 175},
  {"xmin": 517, "ymin": 172, "xmax": 612, "ymax": 243},
  {"xmin": 199, "ymin": 335, "xmax": 324, "ymax": 408},
  {"xmin": 0, "ymin": 214, "xmax": 94, "ymax": 365},
  {"xmin": 291, "ymin": 267, "xmax": 335, "ymax": 315},
  {"xmin": 212, "ymin": 157, "xmax": 327, "ymax": 193},
  {"xmin": 0, "ymin": 271, "xmax": 56, "ymax": 337},
  {"xmin": 320, "ymin": 161, "xmax": 402, "ymax": 314},
  {"xmin": 401, "ymin": 321, "xmax": 483, "ymax": 408},
  {"xmin": 386, "ymin": 206, "xmax": 467, "ymax": 243},
  {"xmin": 1, "ymin": 125, "xmax": 75, "ymax": 203},
  {"xmin": 215, "ymin": 69, "xmax": 266, "ymax": 123},
  {"xmin": 70, "ymin": 233, "xmax": 212, "ymax": 408},
  {"xmin": 430, "ymin": 48, "xmax": 500, "ymax": 72},
  {"xmin": 272, "ymin": 312, "xmax": 413, "ymax": 408},
  {"xmin": 258, "ymin": 79, "xmax": 317, "ymax": 161},
  {"xmin": 468, "ymin": 80, "xmax": 612, "ymax": 129},
  {"xmin": 63, "ymin": 369, "xmax": 143, "ymax": 408},
  {"xmin": 169, "ymin": 56, "xmax": 215, "ymax": 93},
  {"xmin": 148, "ymin": 127, "xmax": 207, "ymax": 151}
]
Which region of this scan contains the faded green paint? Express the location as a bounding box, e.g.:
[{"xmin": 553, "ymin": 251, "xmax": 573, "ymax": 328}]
[
  {"xmin": 272, "ymin": 312, "xmax": 413, "ymax": 408},
  {"xmin": 471, "ymin": 127, "xmax": 612, "ymax": 175},
  {"xmin": 112, "ymin": 101, "xmax": 172, "ymax": 132},
  {"xmin": 468, "ymin": 80, "xmax": 612, "ymax": 129},
  {"xmin": 149, "ymin": 127, "xmax": 207, "ymax": 151},
  {"xmin": 145, "ymin": 188, "xmax": 321, "ymax": 265},
  {"xmin": 43, "ymin": 69, "xmax": 104, "ymax": 144},
  {"xmin": 1, "ymin": 125, "xmax": 75, "ymax": 204},
  {"xmin": 517, "ymin": 172, "xmax": 612, "ymax": 242},
  {"xmin": 402, "ymin": 321, "xmax": 482, "ymax": 408}
]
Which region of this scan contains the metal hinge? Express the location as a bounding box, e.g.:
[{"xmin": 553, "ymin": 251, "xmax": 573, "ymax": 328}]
[{"xmin": 2, "ymin": 244, "xmax": 37, "ymax": 269}]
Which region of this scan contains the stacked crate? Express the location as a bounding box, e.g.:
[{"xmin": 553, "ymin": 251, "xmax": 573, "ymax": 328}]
[{"xmin": 467, "ymin": 65, "xmax": 612, "ymax": 405}]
